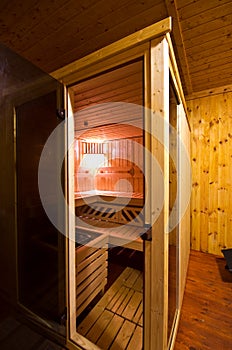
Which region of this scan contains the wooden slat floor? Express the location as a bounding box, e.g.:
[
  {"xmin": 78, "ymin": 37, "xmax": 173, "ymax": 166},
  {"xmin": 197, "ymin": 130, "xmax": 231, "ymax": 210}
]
[
  {"xmin": 174, "ymin": 250, "xmax": 232, "ymax": 350},
  {"xmin": 77, "ymin": 267, "xmax": 143, "ymax": 350}
]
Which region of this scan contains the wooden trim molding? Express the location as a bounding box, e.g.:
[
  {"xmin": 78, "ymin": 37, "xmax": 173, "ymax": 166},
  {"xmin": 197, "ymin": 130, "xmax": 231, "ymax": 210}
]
[
  {"xmin": 186, "ymin": 83, "xmax": 232, "ymax": 101},
  {"xmin": 51, "ymin": 17, "xmax": 172, "ymax": 84}
]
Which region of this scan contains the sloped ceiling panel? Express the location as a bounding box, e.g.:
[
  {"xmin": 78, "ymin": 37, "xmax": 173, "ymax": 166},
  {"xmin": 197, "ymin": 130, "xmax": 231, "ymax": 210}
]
[{"xmin": 0, "ymin": 0, "xmax": 231, "ymax": 95}]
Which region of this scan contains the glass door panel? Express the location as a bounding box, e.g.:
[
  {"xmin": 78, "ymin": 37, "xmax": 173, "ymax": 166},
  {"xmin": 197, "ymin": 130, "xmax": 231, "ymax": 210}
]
[
  {"xmin": 16, "ymin": 83, "xmax": 66, "ymax": 332},
  {"xmin": 69, "ymin": 59, "xmax": 145, "ymax": 349},
  {"xmin": 168, "ymin": 81, "xmax": 179, "ymax": 341}
]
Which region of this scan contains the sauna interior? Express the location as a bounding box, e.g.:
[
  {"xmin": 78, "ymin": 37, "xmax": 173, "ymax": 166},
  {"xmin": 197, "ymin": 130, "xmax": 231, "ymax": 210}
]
[{"xmin": 71, "ymin": 59, "xmax": 145, "ymax": 348}]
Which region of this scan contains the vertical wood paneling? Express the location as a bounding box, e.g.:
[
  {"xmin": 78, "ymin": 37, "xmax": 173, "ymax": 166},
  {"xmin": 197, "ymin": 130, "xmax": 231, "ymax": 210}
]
[{"xmin": 188, "ymin": 91, "xmax": 232, "ymax": 255}]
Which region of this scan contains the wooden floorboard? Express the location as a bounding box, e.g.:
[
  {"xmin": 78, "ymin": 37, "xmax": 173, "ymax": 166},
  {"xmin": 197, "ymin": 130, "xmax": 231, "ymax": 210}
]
[
  {"xmin": 77, "ymin": 267, "xmax": 143, "ymax": 350},
  {"xmin": 174, "ymin": 250, "xmax": 232, "ymax": 350}
]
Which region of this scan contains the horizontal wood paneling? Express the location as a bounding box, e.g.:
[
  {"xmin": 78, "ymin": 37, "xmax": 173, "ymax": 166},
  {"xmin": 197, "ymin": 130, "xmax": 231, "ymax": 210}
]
[
  {"xmin": 74, "ymin": 137, "xmax": 143, "ymax": 193},
  {"xmin": 188, "ymin": 91, "xmax": 232, "ymax": 255},
  {"xmin": 0, "ymin": 0, "xmax": 167, "ymax": 72},
  {"xmin": 45, "ymin": 1, "xmax": 167, "ymax": 73},
  {"xmin": 0, "ymin": 0, "xmax": 231, "ymax": 94},
  {"xmin": 177, "ymin": 0, "xmax": 231, "ymax": 19},
  {"xmin": 176, "ymin": 0, "xmax": 232, "ymax": 92}
]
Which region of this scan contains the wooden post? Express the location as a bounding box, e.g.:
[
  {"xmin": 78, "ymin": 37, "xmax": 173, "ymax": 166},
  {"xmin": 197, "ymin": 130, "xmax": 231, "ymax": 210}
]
[{"xmin": 150, "ymin": 37, "xmax": 169, "ymax": 350}]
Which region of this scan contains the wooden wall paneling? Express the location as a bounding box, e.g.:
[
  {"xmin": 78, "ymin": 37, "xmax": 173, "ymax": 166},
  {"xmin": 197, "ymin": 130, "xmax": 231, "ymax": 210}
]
[
  {"xmin": 218, "ymin": 96, "xmax": 229, "ymax": 253},
  {"xmin": 227, "ymin": 97, "xmax": 232, "ymax": 248},
  {"xmin": 189, "ymin": 99, "xmax": 200, "ymax": 251},
  {"xmin": 188, "ymin": 91, "xmax": 232, "ymax": 255},
  {"xmin": 73, "ymin": 60, "xmax": 143, "ymax": 107},
  {"xmin": 208, "ymin": 97, "xmax": 220, "ymax": 254}
]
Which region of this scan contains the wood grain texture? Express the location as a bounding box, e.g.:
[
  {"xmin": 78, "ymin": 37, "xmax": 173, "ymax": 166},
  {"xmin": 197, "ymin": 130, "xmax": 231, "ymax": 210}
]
[
  {"xmin": 188, "ymin": 91, "xmax": 232, "ymax": 255},
  {"xmin": 0, "ymin": 1, "xmax": 231, "ymax": 94},
  {"xmin": 174, "ymin": 249, "xmax": 232, "ymax": 350},
  {"xmin": 77, "ymin": 267, "xmax": 143, "ymax": 350}
]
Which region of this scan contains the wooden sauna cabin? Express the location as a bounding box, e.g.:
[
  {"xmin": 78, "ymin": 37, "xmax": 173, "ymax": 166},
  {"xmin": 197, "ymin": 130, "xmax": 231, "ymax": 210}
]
[
  {"xmin": 0, "ymin": 17, "xmax": 190, "ymax": 350},
  {"xmin": 51, "ymin": 17, "xmax": 191, "ymax": 350}
]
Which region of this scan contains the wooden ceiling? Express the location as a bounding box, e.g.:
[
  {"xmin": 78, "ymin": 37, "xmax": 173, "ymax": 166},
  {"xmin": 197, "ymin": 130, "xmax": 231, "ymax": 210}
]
[
  {"xmin": 0, "ymin": 0, "xmax": 231, "ymax": 96},
  {"xmin": 72, "ymin": 59, "xmax": 143, "ymax": 140}
]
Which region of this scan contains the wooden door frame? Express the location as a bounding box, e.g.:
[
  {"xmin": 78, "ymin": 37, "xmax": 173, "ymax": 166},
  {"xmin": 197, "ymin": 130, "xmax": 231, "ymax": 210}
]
[{"xmin": 51, "ymin": 17, "xmax": 190, "ymax": 350}]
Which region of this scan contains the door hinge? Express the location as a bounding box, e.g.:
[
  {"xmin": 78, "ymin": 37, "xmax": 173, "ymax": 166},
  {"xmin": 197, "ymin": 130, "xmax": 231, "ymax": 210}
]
[
  {"xmin": 56, "ymin": 108, "xmax": 65, "ymax": 120},
  {"xmin": 141, "ymin": 224, "xmax": 152, "ymax": 241}
]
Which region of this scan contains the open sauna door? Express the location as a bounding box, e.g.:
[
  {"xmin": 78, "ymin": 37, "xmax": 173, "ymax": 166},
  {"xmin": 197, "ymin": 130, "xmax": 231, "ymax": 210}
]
[{"xmin": 65, "ymin": 55, "xmax": 148, "ymax": 350}]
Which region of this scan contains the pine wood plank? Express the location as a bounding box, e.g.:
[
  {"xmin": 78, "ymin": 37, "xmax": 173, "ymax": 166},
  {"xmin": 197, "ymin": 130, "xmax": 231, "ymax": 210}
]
[
  {"xmin": 123, "ymin": 268, "xmax": 141, "ymax": 288},
  {"xmin": 149, "ymin": 37, "xmax": 170, "ymax": 350},
  {"xmin": 122, "ymin": 290, "xmax": 142, "ymax": 320},
  {"xmin": 76, "ymin": 271, "xmax": 107, "ymax": 307},
  {"xmin": 51, "ymin": 17, "xmax": 171, "ymax": 82},
  {"xmin": 174, "ymin": 250, "xmax": 232, "ymax": 350},
  {"xmin": 181, "ymin": 13, "xmax": 232, "ymax": 41},
  {"xmin": 76, "ymin": 248, "xmax": 107, "ymax": 273},
  {"xmin": 189, "ymin": 51, "xmax": 232, "ymax": 74},
  {"xmin": 76, "ymin": 252, "xmax": 107, "ymax": 285},
  {"xmin": 110, "ymin": 287, "xmax": 130, "ymax": 314},
  {"xmin": 77, "ymin": 304, "xmax": 105, "ymax": 336},
  {"xmin": 109, "ymin": 320, "xmax": 136, "ymax": 350},
  {"xmin": 190, "ymin": 61, "xmax": 232, "ymax": 80},
  {"xmin": 132, "ymin": 301, "xmax": 143, "ymax": 325},
  {"xmin": 116, "ymin": 289, "xmax": 134, "ymax": 316},
  {"xmin": 177, "ymin": 0, "xmax": 231, "ymax": 20},
  {"xmin": 184, "ymin": 24, "xmax": 232, "ymax": 50},
  {"xmin": 49, "ymin": 4, "xmax": 168, "ymax": 73},
  {"xmin": 73, "ymin": 59, "xmax": 142, "ymax": 95},
  {"xmin": 76, "ymin": 266, "xmax": 107, "ymax": 296},
  {"xmin": 86, "ymin": 309, "xmax": 114, "ymax": 344},
  {"xmin": 180, "ymin": 2, "xmax": 232, "ymax": 32},
  {"xmin": 77, "ymin": 267, "xmax": 143, "ymax": 348},
  {"xmin": 132, "ymin": 272, "xmax": 143, "ymax": 291},
  {"xmin": 77, "ymin": 280, "xmax": 107, "ymax": 317},
  {"xmin": 106, "ymin": 286, "xmax": 128, "ymax": 311},
  {"xmin": 126, "ymin": 325, "xmax": 143, "ymax": 350},
  {"xmin": 96, "ymin": 314, "xmax": 124, "ymax": 349}
]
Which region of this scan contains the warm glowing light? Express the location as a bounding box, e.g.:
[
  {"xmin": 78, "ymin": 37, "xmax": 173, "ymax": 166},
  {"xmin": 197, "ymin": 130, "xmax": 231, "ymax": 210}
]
[
  {"xmin": 83, "ymin": 138, "xmax": 104, "ymax": 143},
  {"xmin": 80, "ymin": 154, "xmax": 106, "ymax": 173}
]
